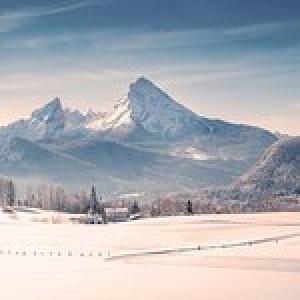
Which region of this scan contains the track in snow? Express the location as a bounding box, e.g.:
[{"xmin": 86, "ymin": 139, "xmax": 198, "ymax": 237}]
[{"xmin": 105, "ymin": 232, "xmax": 300, "ymax": 261}]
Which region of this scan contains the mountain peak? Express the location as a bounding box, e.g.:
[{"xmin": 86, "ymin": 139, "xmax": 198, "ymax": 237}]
[
  {"xmin": 96, "ymin": 77, "xmax": 213, "ymax": 139},
  {"xmin": 132, "ymin": 76, "xmax": 153, "ymax": 86},
  {"xmin": 129, "ymin": 76, "xmax": 165, "ymax": 96},
  {"xmin": 27, "ymin": 97, "xmax": 65, "ymax": 140},
  {"xmin": 49, "ymin": 97, "xmax": 62, "ymax": 107},
  {"xmin": 31, "ymin": 97, "xmax": 63, "ymax": 120},
  {"xmin": 44, "ymin": 97, "xmax": 62, "ymax": 112}
]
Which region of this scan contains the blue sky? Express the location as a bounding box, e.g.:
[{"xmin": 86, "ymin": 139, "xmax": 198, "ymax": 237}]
[{"xmin": 0, "ymin": 0, "xmax": 299, "ymax": 134}]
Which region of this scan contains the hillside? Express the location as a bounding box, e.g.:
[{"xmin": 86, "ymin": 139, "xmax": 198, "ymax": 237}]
[{"xmin": 232, "ymin": 136, "xmax": 300, "ymax": 199}]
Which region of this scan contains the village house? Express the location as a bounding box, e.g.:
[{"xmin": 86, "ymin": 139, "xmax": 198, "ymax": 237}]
[{"xmin": 104, "ymin": 207, "xmax": 129, "ymax": 223}]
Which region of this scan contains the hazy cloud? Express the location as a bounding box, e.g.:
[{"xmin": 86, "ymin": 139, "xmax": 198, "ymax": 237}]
[
  {"xmin": 2, "ymin": 20, "xmax": 299, "ymax": 52},
  {"xmin": 0, "ymin": 1, "xmax": 102, "ymax": 33}
]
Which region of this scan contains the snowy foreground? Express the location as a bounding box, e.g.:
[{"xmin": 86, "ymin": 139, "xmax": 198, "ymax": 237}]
[{"xmin": 0, "ymin": 210, "xmax": 299, "ymax": 300}]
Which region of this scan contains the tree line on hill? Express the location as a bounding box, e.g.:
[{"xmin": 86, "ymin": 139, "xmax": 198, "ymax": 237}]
[
  {"xmin": 1, "ymin": 176, "xmax": 298, "ymax": 217},
  {"xmin": 0, "ymin": 177, "xmax": 196, "ymax": 217}
]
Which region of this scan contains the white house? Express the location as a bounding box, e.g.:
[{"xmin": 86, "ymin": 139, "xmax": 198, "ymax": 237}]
[{"xmin": 104, "ymin": 207, "xmax": 129, "ymax": 223}]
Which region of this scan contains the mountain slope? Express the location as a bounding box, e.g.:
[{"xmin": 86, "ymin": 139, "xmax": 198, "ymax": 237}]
[
  {"xmin": 233, "ymin": 136, "xmax": 300, "ymax": 198},
  {"xmin": 0, "ymin": 137, "xmax": 95, "ymax": 181},
  {"xmin": 88, "ymin": 77, "xmax": 212, "ymax": 139},
  {"xmin": 0, "ymin": 77, "xmax": 279, "ymax": 197},
  {"xmin": 62, "ymin": 139, "xmax": 158, "ymax": 178},
  {"xmin": 87, "ymin": 77, "xmax": 277, "ymax": 165},
  {"xmin": 62, "ymin": 139, "xmax": 240, "ymax": 190},
  {"xmin": 0, "ymin": 77, "xmax": 276, "ymax": 164},
  {"xmin": 0, "ymin": 98, "xmax": 106, "ymax": 143},
  {"xmin": 0, "ymin": 98, "xmax": 66, "ymax": 141}
]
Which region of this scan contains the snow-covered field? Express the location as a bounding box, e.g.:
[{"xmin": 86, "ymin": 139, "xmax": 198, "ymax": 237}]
[{"xmin": 0, "ymin": 210, "xmax": 299, "ymax": 300}]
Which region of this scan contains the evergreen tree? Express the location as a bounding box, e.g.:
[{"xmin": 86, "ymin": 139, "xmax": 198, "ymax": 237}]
[
  {"xmin": 150, "ymin": 203, "xmax": 156, "ymax": 217},
  {"xmin": 131, "ymin": 200, "xmax": 140, "ymax": 214},
  {"xmin": 187, "ymin": 200, "xmax": 193, "ymax": 215},
  {"xmin": 7, "ymin": 180, "xmax": 15, "ymax": 207},
  {"xmin": 90, "ymin": 186, "xmax": 98, "ymax": 214}
]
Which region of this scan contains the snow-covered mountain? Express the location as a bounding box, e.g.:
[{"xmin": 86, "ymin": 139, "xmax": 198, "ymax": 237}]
[
  {"xmin": 0, "ymin": 98, "xmax": 106, "ymax": 142},
  {"xmin": 0, "ymin": 98, "xmax": 66, "ymax": 141},
  {"xmin": 87, "ymin": 77, "xmax": 212, "ymax": 139},
  {"xmin": 0, "ymin": 77, "xmax": 279, "ymax": 196},
  {"xmin": 85, "ymin": 77, "xmax": 276, "ymax": 164},
  {"xmin": 232, "ymin": 136, "xmax": 300, "ymax": 199}
]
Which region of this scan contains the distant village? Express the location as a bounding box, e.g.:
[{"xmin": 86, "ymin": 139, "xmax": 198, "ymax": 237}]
[{"xmin": 0, "ymin": 177, "xmax": 299, "ymax": 224}]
